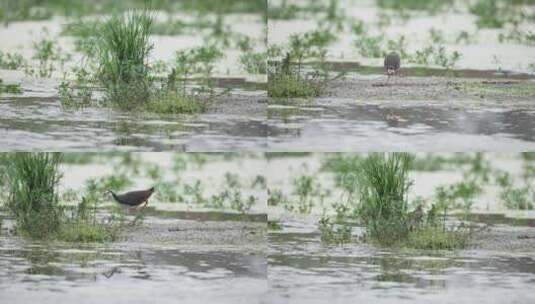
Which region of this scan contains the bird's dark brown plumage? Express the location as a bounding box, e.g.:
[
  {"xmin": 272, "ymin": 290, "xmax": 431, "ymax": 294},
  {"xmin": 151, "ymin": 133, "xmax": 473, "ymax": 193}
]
[
  {"xmin": 109, "ymin": 187, "xmax": 155, "ymax": 207},
  {"xmin": 384, "ymin": 52, "xmax": 401, "ymax": 75}
]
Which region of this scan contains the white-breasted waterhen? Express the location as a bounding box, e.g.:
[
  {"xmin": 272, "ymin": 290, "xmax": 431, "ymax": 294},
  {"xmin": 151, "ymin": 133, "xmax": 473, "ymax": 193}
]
[
  {"xmin": 107, "ymin": 187, "xmax": 155, "ymax": 210},
  {"xmin": 384, "ymin": 51, "xmax": 401, "ymax": 82}
]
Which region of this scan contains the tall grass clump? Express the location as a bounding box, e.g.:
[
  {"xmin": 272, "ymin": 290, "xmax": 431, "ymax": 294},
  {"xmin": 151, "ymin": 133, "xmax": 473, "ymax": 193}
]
[
  {"xmin": 6, "ymin": 153, "xmax": 63, "ymax": 239},
  {"xmin": 356, "ymin": 153, "xmax": 413, "ymax": 245},
  {"xmin": 4, "ymin": 153, "xmax": 122, "ymax": 242},
  {"xmin": 96, "ymin": 10, "xmax": 154, "ymax": 108}
]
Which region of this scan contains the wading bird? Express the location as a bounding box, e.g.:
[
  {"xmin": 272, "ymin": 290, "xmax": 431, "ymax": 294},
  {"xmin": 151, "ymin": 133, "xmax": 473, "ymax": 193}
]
[
  {"xmin": 384, "ymin": 51, "xmax": 401, "ymax": 82},
  {"xmin": 107, "ymin": 187, "xmax": 155, "ymax": 211}
]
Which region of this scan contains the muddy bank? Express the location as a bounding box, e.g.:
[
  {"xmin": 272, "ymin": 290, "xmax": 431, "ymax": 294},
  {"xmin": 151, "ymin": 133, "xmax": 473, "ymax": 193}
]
[
  {"xmin": 468, "ymin": 224, "xmax": 535, "ymax": 253},
  {"xmin": 124, "ymin": 216, "xmax": 266, "ymax": 252},
  {"xmin": 209, "ymin": 92, "xmax": 267, "ymax": 116},
  {"xmin": 322, "ymin": 76, "xmax": 535, "ymax": 103}
]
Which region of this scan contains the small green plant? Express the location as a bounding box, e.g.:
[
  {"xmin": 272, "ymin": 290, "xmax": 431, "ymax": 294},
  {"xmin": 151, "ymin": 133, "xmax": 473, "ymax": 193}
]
[
  {"xmin": 58, "ymin": 80, "xmax": 93, "ymax": 109},
  {"xmin": 239, "ymin": 50, "xmax": 267, "ymax": 75},
  {"xmin": 229, "ymin": 190, "xmax": 256, "ymax": 214},
  {"xmin": 319, "ymin": 216, "xmax": 352, "ymax": 244},
  {"xmin": 268, "ymin": 1, "xmax": 300, "ymax": 19},
  {"xmin": 26, "ymin": 37, "xmax": 70, "ymax": 78},
  {"xmin": 145, "ymin": 88, "xmax": 205, "ymax": 114},
  {"xmin": 355, "ymin": 35, "xmax": 384, "ymax": 58},
  {"xmin": 268, "ymin": 71, "xmax": 322, "ymax": 98},
  {"xmin": 405, "ymin": 226, "xmax": 470, "ymax": 250},
  {"xmin": 470, "ymin": 0, "xmax": 504, "ymax": 29},
  {"xmin": 435, "ymin": 180, "xmax": 481, "ymax": 212},
  {"xmin": 269, "ymin": 28, "xmax": 339, "ymax": 99},
  {"xmin": 268, "ymin": 221, "xmax": 283, "ymax": 230},
  {"xmin": 251, "ymin": 175, "xmax": 267, "ymax": 189},
  {"xmin": 501, "ymin": 186, "xmax": 534, "ymax": 210},
  {"xmin": 174, "ymin": 45, "xmax": 223, "ymax": 94},
  {"xmin": 0, "ymin": 79, "xmax": 22, "ymax": 94},
  {"xmin": 0, "ymin": 51, "xmax": 26, "ymax": 70},
  {"xmin": 268, "ymin": 188, "xmax": 288, "ymax": 206},
  {"xmin": 289, "ymin": 173, "xmax": 327, "ymax": 214},
  {"xmin": 225, "ymin": 172, "xmax": 241, "ymax": 188}
]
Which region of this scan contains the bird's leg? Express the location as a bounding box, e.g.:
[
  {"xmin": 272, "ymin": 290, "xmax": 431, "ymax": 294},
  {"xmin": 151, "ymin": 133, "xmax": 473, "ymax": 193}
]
[{"xmin": 136, "ymin": 200, "xmax": 149, "ymax": 211}]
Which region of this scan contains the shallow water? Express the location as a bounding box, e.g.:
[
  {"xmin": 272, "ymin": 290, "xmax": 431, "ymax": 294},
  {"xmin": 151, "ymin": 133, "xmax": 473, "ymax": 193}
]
[
  {"xmin": 0, "ymin": 213, "xmax": 266, "ymax": 304},
  {"xmin": 0, "ymin": 96, "xmax": 266, "ymax": 151},
  {"xmin": 266, "ymin": 226, "xmax": 535, "ymax": 304},
  {"xmin": 268, "ymin": 0, "xmax": 535, "ymax": 73},
  {"xmin": 267, "ymin": 102, "xmax": 535, "ymax": 151},
  {"xmin": 0, "ymin": 238, "xmax": 266, "ymax": 304}
]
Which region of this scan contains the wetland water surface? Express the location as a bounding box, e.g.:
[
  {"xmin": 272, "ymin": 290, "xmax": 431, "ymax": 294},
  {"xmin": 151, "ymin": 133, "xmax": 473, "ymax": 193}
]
[
  {"xmin": 0, "ymin": 213, "xmax": 266, "ymax": 304},
  {"xmin": 268, "ymin": 101, "xmax": 535, "ymax": 151},
  {"xmin": 0, "ymin": 92, "xmax": 267, "ymax": 151},
  {"xmin": 267, "ymin": 224, "xmax": 535, "ymax": 304}
]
